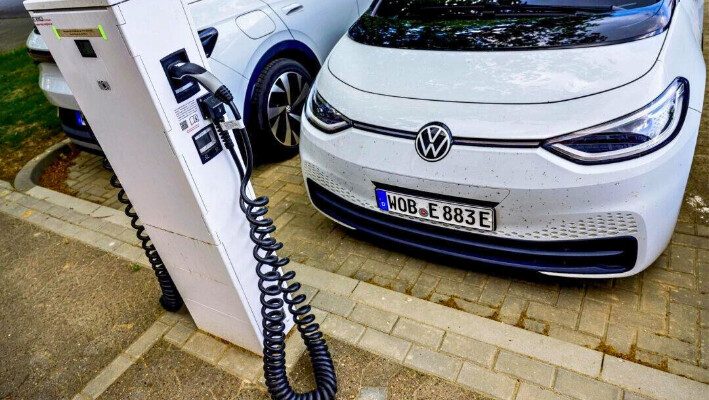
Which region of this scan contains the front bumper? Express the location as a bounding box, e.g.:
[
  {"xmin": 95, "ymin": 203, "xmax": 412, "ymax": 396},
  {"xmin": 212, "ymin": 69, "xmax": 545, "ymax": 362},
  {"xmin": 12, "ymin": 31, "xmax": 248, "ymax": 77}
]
[
  {"xmin": 38, "ymin": 63, "xmax": 79, "ymax": 111},
  {"xmin": 57, "ymin": 108, "xmax": 102, "ymax": 153},
  {"xmin": 308, "ymin": 179, "xmax": 638, "ymax": 274},
  {"xmin": 300, "ymin": 110, "xmax": 701, "ymax": 278},
  {"xmin": 36, "ymin": 62, "xmax": 102, "ymax": 152}
]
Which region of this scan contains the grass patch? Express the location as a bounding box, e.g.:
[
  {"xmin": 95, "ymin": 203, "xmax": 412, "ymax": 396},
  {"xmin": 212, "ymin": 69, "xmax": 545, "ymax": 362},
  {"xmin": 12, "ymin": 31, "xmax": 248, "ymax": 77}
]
[
  {"xmin": 0, "ymin": 48, "xmax": 60, "ymax": 146},
  {"xmin": 0, "ymin": 47, "xmax": 64, "ymax": 181}
]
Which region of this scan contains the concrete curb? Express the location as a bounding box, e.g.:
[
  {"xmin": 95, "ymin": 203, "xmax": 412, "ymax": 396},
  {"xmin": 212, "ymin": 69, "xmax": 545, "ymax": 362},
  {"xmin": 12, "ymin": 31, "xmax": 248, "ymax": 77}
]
[
  {"xmin": 14, "ymin": 138, "xmax": 72, "ymax": 192},
  {"xmin": 73, "ymin": 315, "xmax": 176, "ymax": 400},
  {"xmin": 2, "ymin": 179, "xmax": 707, "ymax": 400},
  {"xmin": 13, "ymin": 141, "xmax": 131, "ymax": 229}
]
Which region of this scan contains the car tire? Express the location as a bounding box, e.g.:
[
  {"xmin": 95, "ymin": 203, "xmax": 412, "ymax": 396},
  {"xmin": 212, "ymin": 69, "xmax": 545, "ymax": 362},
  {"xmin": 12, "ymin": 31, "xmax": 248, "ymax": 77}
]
[{"xmin": 250, "ymin": 58, "xmax": 313, "ymax": 162}]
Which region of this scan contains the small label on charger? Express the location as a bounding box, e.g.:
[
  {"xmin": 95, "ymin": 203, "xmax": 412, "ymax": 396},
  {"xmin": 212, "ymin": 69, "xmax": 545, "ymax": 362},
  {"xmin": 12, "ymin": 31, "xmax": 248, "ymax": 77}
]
[
  {"xmin": 56, "ymin": 28, "xmax": 102, "ymax": 38},
  {"xmin": 175, "ymin": 101, "xmax": 200, "ymax": 133}
]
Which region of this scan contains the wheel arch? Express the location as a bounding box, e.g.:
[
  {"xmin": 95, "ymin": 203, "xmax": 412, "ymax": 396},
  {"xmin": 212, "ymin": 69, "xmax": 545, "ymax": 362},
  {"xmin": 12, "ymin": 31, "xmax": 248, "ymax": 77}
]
[{"xmin": 243, "ymin": 40, "xmax": 320, "ymax": 124}]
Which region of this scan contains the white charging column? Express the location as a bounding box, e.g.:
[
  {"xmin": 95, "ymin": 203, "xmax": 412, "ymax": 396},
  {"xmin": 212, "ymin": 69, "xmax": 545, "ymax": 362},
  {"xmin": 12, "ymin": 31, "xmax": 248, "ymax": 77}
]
[{"xmin": 24, "ymin": 0, "xmax": 292, "ymax": 354}]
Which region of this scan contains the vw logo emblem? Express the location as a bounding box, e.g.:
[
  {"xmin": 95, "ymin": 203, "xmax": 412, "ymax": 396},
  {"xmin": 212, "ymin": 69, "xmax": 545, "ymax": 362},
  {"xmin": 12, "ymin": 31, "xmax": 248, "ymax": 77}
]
[{"xmin": 415, "ymin": 123, "xmax": 452, "ymax": 162}]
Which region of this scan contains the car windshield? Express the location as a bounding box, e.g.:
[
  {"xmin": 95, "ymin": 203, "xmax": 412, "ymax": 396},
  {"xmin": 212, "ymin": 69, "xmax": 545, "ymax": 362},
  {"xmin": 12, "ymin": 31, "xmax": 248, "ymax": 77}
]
[{"xmin": 349, "ymin": 0, "xmax": 673, "ymax": 50}]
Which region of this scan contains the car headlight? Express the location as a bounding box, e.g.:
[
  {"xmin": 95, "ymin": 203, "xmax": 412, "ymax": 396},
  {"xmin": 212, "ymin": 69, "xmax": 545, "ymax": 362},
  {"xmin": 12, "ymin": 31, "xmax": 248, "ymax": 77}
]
[
  {"xmin": 305, "ymin": 89, "xmax": 352, "ymax": 133},
  {"xmin": 544, "ymin": 78, "xmax": 689, "ymax": 165}
]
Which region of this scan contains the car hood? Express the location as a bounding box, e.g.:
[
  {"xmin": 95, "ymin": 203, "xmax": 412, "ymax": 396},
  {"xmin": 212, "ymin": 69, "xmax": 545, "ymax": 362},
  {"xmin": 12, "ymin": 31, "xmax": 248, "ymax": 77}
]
[{"xmin": 327, "ymin": 34, "xmax": 666, "ymax": 104}]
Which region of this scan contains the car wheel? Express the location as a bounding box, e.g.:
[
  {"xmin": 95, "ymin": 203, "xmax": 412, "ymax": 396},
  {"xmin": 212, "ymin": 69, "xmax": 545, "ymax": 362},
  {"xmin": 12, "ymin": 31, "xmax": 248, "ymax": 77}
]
[{"xmin": 250, "ymin": 58, "xmax": 312, "ymax": 162}]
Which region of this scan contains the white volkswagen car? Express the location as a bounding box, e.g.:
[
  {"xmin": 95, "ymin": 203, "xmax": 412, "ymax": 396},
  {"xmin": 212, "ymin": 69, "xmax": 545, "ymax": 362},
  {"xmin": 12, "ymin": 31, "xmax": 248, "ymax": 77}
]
[
  {"xmin": 26, "ymin": 0, "xmax": 368, "ymax": 158},
  {"xmin": 301, "ymin": 0, "xmax": 705, "ymax": 278}
]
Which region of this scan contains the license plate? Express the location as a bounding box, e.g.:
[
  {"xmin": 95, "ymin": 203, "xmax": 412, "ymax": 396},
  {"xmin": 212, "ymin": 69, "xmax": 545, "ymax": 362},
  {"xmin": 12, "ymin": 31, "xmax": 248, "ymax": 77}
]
[{"xmin": 375, "ymin": 189, "xmax": 495, "ymax": 231}]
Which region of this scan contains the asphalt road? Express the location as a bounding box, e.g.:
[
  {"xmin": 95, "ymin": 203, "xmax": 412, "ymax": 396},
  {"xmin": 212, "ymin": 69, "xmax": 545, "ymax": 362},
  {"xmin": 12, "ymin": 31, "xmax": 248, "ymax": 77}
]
[
  {"xmin": 0, "ymin": 0, "xmax": 28, "ymax": 18},
  {"xmin": 0, "ymin": 0, "xmax": 32, "ymax": 52}
]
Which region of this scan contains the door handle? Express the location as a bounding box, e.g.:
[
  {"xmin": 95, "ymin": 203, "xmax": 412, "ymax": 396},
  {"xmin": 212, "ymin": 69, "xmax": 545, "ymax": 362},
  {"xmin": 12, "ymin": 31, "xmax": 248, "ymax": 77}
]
[{"xmin": 282, "ymin": 3, "xmax": 303, "ymax": 15}]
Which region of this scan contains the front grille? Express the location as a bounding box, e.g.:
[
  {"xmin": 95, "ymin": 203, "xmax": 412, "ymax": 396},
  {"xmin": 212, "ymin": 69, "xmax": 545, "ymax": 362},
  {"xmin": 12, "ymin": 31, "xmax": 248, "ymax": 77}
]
[{"xmin": 307, "ymin": 179, "xmax": 637, "ymax": 274}]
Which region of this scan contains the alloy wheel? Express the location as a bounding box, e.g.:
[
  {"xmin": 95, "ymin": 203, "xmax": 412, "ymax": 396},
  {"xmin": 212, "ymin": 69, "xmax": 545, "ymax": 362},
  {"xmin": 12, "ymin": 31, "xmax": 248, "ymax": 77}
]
[{"xmin": 267, "ymin": 71, "xmax": 310, "ymax": 147}]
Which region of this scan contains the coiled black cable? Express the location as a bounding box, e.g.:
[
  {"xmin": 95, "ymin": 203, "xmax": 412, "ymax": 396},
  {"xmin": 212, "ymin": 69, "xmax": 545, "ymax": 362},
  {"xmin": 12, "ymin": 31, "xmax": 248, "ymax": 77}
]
[
  {"xmin": 102, "ymin": 158, "xmax": 183, "ymax": 312},
  {"xmin": 213, "ymin": 90, "xmax": 336, "ymax": 399}
]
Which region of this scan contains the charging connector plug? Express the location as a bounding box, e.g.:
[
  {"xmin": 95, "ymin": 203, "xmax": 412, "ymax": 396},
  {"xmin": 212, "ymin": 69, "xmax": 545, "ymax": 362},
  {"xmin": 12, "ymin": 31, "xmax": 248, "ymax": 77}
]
[
  {"xmin": 168, "ymin": 61, "xmax": 235, "ymax": 105},
  {"xmin": 198, "ymin": 94, "xmax": 226, "ymax": 122}
]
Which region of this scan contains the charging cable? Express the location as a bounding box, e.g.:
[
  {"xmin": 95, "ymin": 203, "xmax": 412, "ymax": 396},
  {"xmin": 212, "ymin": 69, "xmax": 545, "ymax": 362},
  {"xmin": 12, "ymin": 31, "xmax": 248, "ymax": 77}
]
[
  {"xmin": 170, "ymin": 62, "xmax": 337, "ymax": 400},
  {"xmin": 101, "ymin": 159, "xmax": 183, "ymax": 312}
]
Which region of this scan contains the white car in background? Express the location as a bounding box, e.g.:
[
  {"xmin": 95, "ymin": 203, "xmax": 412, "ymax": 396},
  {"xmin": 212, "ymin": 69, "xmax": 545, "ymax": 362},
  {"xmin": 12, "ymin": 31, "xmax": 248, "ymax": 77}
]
[
  {"xmin": 301, "ymin": 0, "xmax": 705, "ymax": 278},
  {"xmin": 26, "ymin": 0, "xmax": 368, "ymax": 159}
]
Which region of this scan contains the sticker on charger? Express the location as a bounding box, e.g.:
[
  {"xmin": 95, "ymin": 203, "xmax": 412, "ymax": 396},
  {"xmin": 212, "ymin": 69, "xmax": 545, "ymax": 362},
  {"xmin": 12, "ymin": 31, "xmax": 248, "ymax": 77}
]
[
  {"xmin": 220, "ymin": 120, "xmax": 245, "ymax": 130},
  {"xmin": 180, "ymin": 114, "xmax": 200, "ymax": 133},
  {"xmin": 175, "ymin": 101, "xmax": 200, "ymax": 133},
  {"xmin": 52, "ymin": 25, "xmax": 108, "ymax": 40},
  {"xmin": 56, "ymin": 28, "xmax": 101, "ymax": 37},
  {"xmin": 32, "ymin": 16, "xmax": 53, "ymax": 27}
]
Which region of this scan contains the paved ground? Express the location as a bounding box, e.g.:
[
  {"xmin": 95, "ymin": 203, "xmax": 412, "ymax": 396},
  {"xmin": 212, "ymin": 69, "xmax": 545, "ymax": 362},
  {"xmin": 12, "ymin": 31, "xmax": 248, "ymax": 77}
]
[
  {"xmin": 0, "ymin": 213, "xmax": 162, "ymax": 399},
  {"xmin": 65, "ymin": 154, "xmax": 122, "ymax": 209},
  {"xmin": 63, "ymin": 141, "xmax": 709, "ymax": 383},
  {"xmin": 100, "ymin": 341, "xmax": 269, "ymax": 400},
  {"xmin": 2, "ymin": 181, "xmax": 706, "ymax": 399},
  {"xmin": 100, "ymin": 336, "xmax": 486, "ymax": 400},
  {"xmin": 0, "ymin": 193, "xmax": 483, "ymax": 400},
  {"xmin": 290, "ymin": 336, "xmax": 487, "ymax": 400}
]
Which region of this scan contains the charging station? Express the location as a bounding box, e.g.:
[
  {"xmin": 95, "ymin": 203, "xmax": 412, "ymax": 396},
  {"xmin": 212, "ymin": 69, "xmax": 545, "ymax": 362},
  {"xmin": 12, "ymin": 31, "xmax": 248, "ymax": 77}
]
[
  {"xmin": 25, "ymin": 1, "xmax": 340, "ymax": 396},
  {"xmin": 24, "ymin": 0, "xmax": 289, "ymax": 355}
]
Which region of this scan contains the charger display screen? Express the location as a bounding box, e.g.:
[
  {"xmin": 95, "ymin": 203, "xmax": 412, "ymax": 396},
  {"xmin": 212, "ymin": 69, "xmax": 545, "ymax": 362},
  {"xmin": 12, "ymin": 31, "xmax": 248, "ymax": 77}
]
[
  {"xmin": 192, "ymin": 125, "xmax": 222, "ymax": 164},
  {"xmin": 194, "ymin": 128, "xmax": 216, "ymax": 152},
  {"xmin": 75, "ymin": 40, "xmax": 97, "ymax": 58}
]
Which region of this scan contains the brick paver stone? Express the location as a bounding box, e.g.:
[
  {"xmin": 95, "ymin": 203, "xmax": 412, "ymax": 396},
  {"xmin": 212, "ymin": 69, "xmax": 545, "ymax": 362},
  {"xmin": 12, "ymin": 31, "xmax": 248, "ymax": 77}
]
[
  {"xmin": 217, "ymin": 347, "xmax": 263, "ymax": 381},
  {"xmin": 404, "ymin": 345, "xmax": 461, "ymax": 381},
  {"xmin": 124, "ymin": 321, "xmax": 170, "ymax": 360},
  {"xmin": 636, "ymin": 331, "xmax": 696, "ymax": 363},
  {"xmin": 554, "ymin": 369, "xmax": 621, "ymax": 400},
  {"xmin": 348, "ymin": 303, "xmax": 398, "ymax": 333},
  {"xmin": 358, "ymin": 328, "xmax": 411, "ymax": 362},
  {"xmin": 440, "ymin": 333, "xmax": 497, "ymax": 367},
  {"xmin": 81, "ymin": 355, "xmax": 133, "ymax": 399},
  {"xmin": 164, "ymin": 321, "xmax": 197, "ymax": 347},
  {"xmin": 320, "ymin": 314, "xmax": 366, "ymax": 344},
  {"xmin": 516, "ymin": 383, "xmax": 572, "ymax": 400},
  {"xmin": 392, "ymin": 318, "xmax": 444, "ymax": 349},
  {"xmin": 457, "ymin": 361, "xmax": 516, "ymax": 400},
  {"xmin": 494, "ymin": 350, "xmax": 554, "ymax": 387},
  {"xmin": 601, "ymin": 356, "xmax": 708, "ymax": 400},
  {"xmin": 310, "ymin": 290, "xmax": 356, "ymax": 317},
  {"xmin": 182, "ymin": 332, "xmax": 228, "ymax": 364}
]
